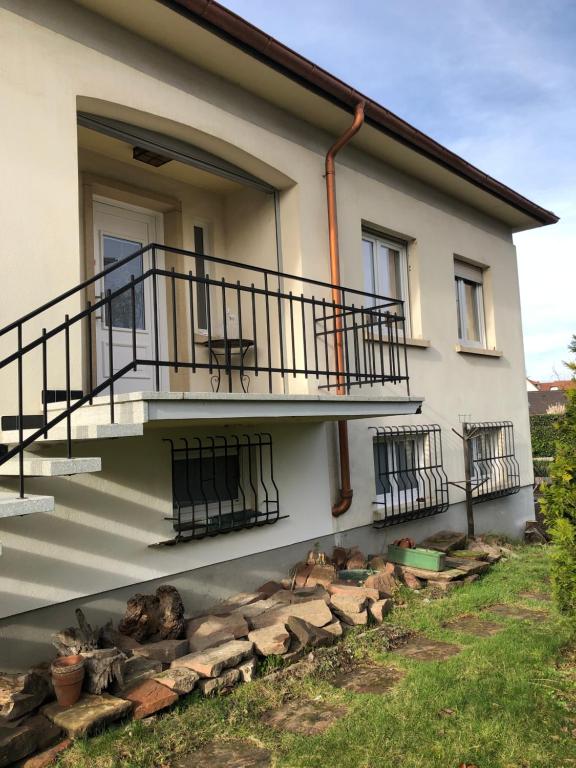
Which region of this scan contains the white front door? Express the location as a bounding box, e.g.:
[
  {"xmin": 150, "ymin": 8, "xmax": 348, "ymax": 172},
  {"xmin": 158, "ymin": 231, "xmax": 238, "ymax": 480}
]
[{"xmin": 93, "ymin": 199, "xmax": 167, "ymax": 394}]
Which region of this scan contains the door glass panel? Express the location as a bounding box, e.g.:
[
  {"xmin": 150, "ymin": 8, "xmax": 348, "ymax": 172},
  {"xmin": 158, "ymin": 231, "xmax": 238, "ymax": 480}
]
[{"xmin": 103, "ymin": 236, "xmax": 145, "ymax": 329}]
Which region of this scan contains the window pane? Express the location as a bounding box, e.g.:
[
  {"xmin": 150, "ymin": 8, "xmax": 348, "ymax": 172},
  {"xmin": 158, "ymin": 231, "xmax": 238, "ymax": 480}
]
[
  {"xmin": 395, "ymin": 440, "xmax": 419, "ymax": 491},
  {"xmin": 363, "ymin": 238, "xmax": 375, "ymax": 303},
  {"xmin": 103, "ymin": 236, "xmax": 145, "ymax": 329},
  {"xmin": 373, "ymin": 441, "xmax": 391, "ymax": 495},
  {"xmin": 455, "ymin": 278, "xmax": 463, "ymax": 339},
  {"xmin": 463, "ymin": 281, "xmax": 481, "ymax": 342},
  {"xmin": 174, "ymin": 454, "xmax": 240, "ymax": 506}
]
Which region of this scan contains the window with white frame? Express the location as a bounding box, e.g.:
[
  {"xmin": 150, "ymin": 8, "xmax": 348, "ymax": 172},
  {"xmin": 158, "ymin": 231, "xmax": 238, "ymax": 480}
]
[
  {"xmin": 362, "ymin": 231, "xmax": 410, "ymax": 333},
  {"xmin": 454, "ymin": 260, "xmax": 486, "ymax": 347},
  {"xmin": 371, "ymin": 424, "xmax": 449, "ymax": 527}
]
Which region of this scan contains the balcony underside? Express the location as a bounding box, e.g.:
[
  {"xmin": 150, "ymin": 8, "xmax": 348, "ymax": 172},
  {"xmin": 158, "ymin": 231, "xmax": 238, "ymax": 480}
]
[{"xmin": 41, "ymin": 391, "xmax": 424, "ymax": 434}]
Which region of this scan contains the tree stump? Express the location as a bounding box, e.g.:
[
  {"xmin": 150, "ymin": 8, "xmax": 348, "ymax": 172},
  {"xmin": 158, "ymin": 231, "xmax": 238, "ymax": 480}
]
[
  {"xmin": 118, "ymin": 585, "xmax": 185, "ymax": 642},
  {"xmin": 81, "ymin": 648, "xmax": 126, "ymax": 695}
]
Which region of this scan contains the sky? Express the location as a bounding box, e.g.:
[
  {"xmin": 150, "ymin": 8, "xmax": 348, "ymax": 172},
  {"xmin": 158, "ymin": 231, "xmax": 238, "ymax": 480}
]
[{"xmin": 221, "ymin": 0, "xmax": 575, "ymax": 380}]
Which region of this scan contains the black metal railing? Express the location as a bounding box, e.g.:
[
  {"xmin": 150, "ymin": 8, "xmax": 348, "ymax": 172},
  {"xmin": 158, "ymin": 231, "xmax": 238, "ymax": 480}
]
[
  {"xmin": 464, "ymin": 421, "xmax": 520, "ymax": 503},
  {"xmin": 160, "ymin": 432, "xmax": 285, "ymax": 544},
  {"xmin": 0, "ymin": 243, "xmax": 410, "ymax": 500},
  {"xmin": 370, "ymin": 424, "xmax": 449, "ymax": 528}
]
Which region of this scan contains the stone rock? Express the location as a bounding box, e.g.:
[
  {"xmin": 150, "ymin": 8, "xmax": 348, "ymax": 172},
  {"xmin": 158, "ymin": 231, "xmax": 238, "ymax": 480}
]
[
  {"xmin": 304, "ymin": 564, "xmax": 336, "ymax": 588},
  {"xmin": 272, "ymin": 586, "xmax": 330, "ymax": 605},
  {"xmin": 329, "ymin": 592, "xmax": 368, "ymax": 614},
  {"xmin": 0, "ymin": 672, "xmax": 50, "ymax": 721},
  {"xmin": 198, "ymin": 668, "xmax": 240, "ymax": 696},
  {"xmin": 248, "ymin": 625, "xmax": 291, "ymax": 656},
  {"xmin": 152, "ymin": 668, "xmax": 199, "ymax": 695},
  {"xmin": 368, "ymin": 598, "xmax": 394, "ymax": 623},
  {"xmin": 250, "ymin": 598, "xmax": 333, "ymax": 630},
  {"xmin": 174, "ymin": 739, "xmax": 272, "ymax": 767},
  {"xmin": 327, "ymin": 582, "xmax": 380, "ymax": 602},
  {"xmin": 231, "ymin": 599, "xmax": 281, "ymax": 621},
  {"xmin": 172, "ymin": 640, "xmax": 254, "ymax": 678},
  {"xmin": 99, "ymin": 622, "xmax": 143, "ymax": 656},
  {"xmin": 399, "ymin": 570, "xmax": 424, "ymax": 590},
  {"xmin": 237, "ymin": 656, "xmax": 258, "ymax": 683},
  {"xmin": 335, "ymin": 609, "xmax": 368, "ymax": 626},
  {"xmin": 0, "ymin": 723, "xmax": 36, "ymax": 768},
  {"xmin": 464, "ymin": 574, "xmax": 480, "ymax": 584},
  {"xmin": 323, "ymin": 620, "xmax": 343, "ymax": 638},
  {"xmin": 364, "ymin": 571, "xmax": 399, "ymax": 596},
  {"xmin": 192, "ymin": 592, "xmax": 261, "ymax": 619},
  {"xmin": 286, "ymin": 616, "xmax": 336, "ymax": 649},
  {"xmin": 116, "ymin": 656, "xmax": 162, "ymax": 693},
  {"xmin": 393, "ymin": 636, "xmax": 461, "ymax": 661},
  {"xmin": 17, "ymin": 738, "xmax": 71, "ymax": 768},
  {"xmin": 367, "ymin": 555, "xmax": 393, "ymax": 572},
  {"xmin": 346, "ymin": 549, "xmax": 367, "ymax": 570},
  {"xmin": 41, "ymin": 694, "xmax": 132, "ymax": 738},
  {"xmin": 293, "ymin": 563, "xmax": 314, "ymax": 588},
  {"xmin": 18, "ymin": 715, "xmax": 62, "ymax": 753},
  {"xmin": 186, "ymin": 614, "xmax": 249, "ymax": 651},
  {"xmin": 419, "ymin": 530, "xmax": 467, "ymax": 553},
  {"xmin": 331, "ymin": 547, "xmax": 349, "ymax": 569},
  {"xmin": 427, "ymin": 579, "xmax": 464, "ymax": 594},
  {"xmin": 261, "ymin": 700, "xmax": 348, "ymax": 735},
  {"xmin": 121, "ymin": 678, "xmax": 178, "ymax": 719},
  {"xmin": 256, "ymin": 581, "xmax": 284, "ymax": 598},
  {"xmin": 133, "ymin": 638, "xmax": 189, "ymax": 664}
]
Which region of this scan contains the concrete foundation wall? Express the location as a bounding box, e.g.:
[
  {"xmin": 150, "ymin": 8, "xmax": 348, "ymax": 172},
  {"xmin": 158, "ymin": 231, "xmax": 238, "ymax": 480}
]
[{"xmin": 0, "ymin": 486, "xmax": 531, "ymax": 671}]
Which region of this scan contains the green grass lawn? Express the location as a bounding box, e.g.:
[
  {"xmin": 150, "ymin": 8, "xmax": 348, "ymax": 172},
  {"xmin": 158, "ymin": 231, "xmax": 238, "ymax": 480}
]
[{"xmin": 58, "ymin": 546, "xmax": 576, "ymax": 768}]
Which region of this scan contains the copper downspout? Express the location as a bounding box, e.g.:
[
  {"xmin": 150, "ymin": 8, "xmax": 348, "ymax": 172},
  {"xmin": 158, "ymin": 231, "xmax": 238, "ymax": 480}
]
[{"xmin": 326, "ymin": 101, "xmax": 365, "ymax": 517}]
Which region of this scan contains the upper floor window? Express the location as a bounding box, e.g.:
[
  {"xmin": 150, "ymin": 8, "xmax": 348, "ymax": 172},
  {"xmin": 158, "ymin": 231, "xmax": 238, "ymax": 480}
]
[
  {"xmin": 362, "ymin": 231, "xmax": 410, "ymax": 333},
  {"xmin": 454, "ymin": 260, "xmax": 486, "ymax": 347}
]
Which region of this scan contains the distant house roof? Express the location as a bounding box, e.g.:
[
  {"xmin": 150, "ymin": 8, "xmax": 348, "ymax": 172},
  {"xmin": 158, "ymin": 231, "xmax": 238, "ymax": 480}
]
[
  {"xmin": 528, "ymin": 390, "xmax": 568, "ymax": 416},
  {"xmin": 536, "ymin": 380, "xmax": 576, "ymax": 392}
]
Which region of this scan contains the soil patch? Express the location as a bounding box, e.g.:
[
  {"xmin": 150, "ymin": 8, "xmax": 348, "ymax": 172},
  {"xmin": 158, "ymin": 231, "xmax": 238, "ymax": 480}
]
[
  {"xmin": 174, "ymin": 739, "xmax": 272, "ymax": 767},
  {"xmin": 261, "ymin": 700, "xmax": 348, "ymax": 735},
  {"xmin": 392, "ymin": 635, "xmax": 461, "ymax": 661},
  {"xmin": 444, "ymin": 615, "xmax": 505, "ymax": 637},
  {"xmin": 518, "ymin": 591, "xmax": 552, "ymax": 602},
  {"xmin": 331, "ymin": 664, "xmax": 406, "ymax": 694},
  {"xmin": 488, "ymin": 604, "xmax": 548, "ymax": 622}
]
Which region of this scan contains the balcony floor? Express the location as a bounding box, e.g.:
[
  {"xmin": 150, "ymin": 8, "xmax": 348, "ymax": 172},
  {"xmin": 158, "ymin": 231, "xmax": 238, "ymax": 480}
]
[{"xmin": 44, "ymin": 390, "xmax": 423, "ymax": 432}]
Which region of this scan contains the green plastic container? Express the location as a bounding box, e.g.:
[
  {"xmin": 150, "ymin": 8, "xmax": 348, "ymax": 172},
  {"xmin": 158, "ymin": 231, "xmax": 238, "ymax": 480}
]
[
  {"xmin": 336, "ymin": 569, "xmax": 376, "ymax": 585},
  {"xmin": 387, "ymin": 545, "xmax": 445, "ymax": 572}
]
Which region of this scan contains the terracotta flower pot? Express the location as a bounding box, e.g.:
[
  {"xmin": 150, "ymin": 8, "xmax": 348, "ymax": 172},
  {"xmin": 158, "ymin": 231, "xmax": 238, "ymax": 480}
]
[{"xmin": 51, "ymin": 654, "xmax": 85, "ymax": 707}]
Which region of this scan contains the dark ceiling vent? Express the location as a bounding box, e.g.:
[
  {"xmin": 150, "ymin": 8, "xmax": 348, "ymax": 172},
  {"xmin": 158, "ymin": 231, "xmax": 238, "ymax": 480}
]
[{"xmin": 132, "ymin": 146, "xmax": 172, "ymax": 167}]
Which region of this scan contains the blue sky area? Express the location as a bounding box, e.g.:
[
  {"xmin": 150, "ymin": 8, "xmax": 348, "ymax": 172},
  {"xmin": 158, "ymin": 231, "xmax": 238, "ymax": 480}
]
[{"xmin": 222, "ymin": 0, "xmax": 576, "ymax": 380}]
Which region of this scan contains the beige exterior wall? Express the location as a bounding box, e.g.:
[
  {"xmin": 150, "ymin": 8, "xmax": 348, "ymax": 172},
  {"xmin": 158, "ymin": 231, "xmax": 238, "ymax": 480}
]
[{"xmin": 0, "ymin": 0, "xmax": 536, "ymax": 664}]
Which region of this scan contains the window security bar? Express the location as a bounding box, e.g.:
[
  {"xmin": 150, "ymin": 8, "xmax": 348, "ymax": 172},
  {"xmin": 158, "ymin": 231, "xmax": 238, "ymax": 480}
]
[
  {"xmin": 370, "ymin": 424, "xmax": 449, "ymax": 528},
  {"xmin": 158, "ymin": 433, "xmax": 285, "ymax": 545},
  {"xmin": 463, "ymin": 421, "xmax": 520, "ymax": 503}
]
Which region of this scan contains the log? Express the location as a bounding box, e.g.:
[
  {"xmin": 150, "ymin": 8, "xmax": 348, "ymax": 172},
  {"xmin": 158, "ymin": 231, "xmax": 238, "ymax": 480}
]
[
  {"xmin": 52, "ymin": 609, "xmax": 98, "ymax": 656},
  {"xmin": 81, "ymin": 648, "xmax": 126, "ymax": 695},
  {"xmin": 0, "ymin": 671, "xmax": 49, "ymax": 721},
  {"xmin": 118, "ymin": 585, "xmax": 185, "ymax": 642}
]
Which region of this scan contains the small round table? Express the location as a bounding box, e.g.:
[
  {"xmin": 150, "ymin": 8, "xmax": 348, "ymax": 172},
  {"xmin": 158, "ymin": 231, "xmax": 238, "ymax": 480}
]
[{"xmin": 200, "ymin": 338, "xmax": 254, "ymax": 393}]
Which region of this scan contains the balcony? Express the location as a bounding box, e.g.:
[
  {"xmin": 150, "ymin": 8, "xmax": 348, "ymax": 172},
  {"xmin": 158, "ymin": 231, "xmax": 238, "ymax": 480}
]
[{"xmin": 0, "ymin": 244, "xmax": 421, "ymax": 510}]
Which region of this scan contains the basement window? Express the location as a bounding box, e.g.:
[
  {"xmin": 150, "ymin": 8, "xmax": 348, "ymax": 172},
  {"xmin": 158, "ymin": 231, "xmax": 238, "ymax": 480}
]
[
  {"xmin": 464, "ymin": 421, "xmax": 520, "ymax": 502},
  {"xmin": 371, "ymin": 425, "xmax": 449, "ymax": 528},
  {"xmin": 159, "ymin": 434, "xmax": 285, "ymax": 545}
]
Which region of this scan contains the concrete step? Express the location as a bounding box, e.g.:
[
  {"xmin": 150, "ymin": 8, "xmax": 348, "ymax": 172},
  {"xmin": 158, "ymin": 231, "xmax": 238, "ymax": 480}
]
[
  {"xmin": 0, "ymin": 456, "xmax": 102, "ymax": 477},
  {"xmin": 0, "ymin": 492, "xmax": 54, "ymax": 518},
  {"xmin": 0, "ymin": 422, "xmax": 144, "ymax": 445},
  {"xmin": 46, "ymin": 398, "xmax": 147, "ymax": 428}
]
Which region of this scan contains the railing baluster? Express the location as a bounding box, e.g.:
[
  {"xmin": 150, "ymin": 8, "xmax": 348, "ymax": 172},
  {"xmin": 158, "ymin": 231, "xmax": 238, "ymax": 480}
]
[
  {"xmin": 289, "ymin": 291, "xmax": 296, "ymax": 377},
  {"xmin": 130, "ymin": 277, "xmax": 137, "ymax": 372},
  {"xmin": 237, "ymin": 281, "xmax": 244, "ymax": 386},
  {"xmin": 171, "ymin": 267, "xmax": 178, "ymax": 374},
  {"xmin": 341, "ymin": 290, "xmax": 350, "ymax": 394},
  {"xmin": 64, "ymin": 315, "xmax": 72, "ymax": 460},
  {"xmin": 151, "ymin": 246, "xmax": 160, "ymax": 392},
  {"xmin": 264, "ymin": 273, "xmax": 272, "ymax": 393},
  {"xmin": 42, "ymin": 327, "xmax": 48, "ymax": 438},
  {"xmin": 107, "ymin": 290, "xmax": 115, "ymax": 424},
  {"xmin": 251, "ymin": 284, "xmax": 258, "ymax": 376},
  {"xmin": 86, "ymin": 302, "xmax": 93, "ymax": 405},
  {"xmin": 221, "ymin": 278, "xmax": 231, "ymax": 393},
  {"xmin": 188, "ymin": 271, "xmax": 196, "ymax": 373},
  {"xmin": 322, "ymin": 298, "xmax": 329, "ymax": 390},
  {"xmin": 300, "ymin": 293, "xmax": 308, "ymax": 379},
  {"xmin": 312, "ymin": 296, "xmax": 319, "ymax": 380},
  {"xmin": 206, "ymin": 272, "xmax": 213, "ymax": 375},
  {"xmin": 276, "ymin": 281, "xmax": 284, "ymax": 381},
  {"xmin": 17, "ymin": 323, "xmax": 24, "ymax": 498}
]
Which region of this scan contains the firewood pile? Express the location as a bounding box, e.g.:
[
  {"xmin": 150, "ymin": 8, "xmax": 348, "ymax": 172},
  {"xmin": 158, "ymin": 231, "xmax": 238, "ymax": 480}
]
[{"xmin": 0, "ymin": 532, "xmax": 510, "ymax": 766}]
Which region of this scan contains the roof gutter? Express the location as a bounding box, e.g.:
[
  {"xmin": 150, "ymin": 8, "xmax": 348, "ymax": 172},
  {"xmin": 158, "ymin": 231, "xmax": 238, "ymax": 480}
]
[{"xmin": 157, "ymin": 0, "xmax": 558, "ymax": 227}]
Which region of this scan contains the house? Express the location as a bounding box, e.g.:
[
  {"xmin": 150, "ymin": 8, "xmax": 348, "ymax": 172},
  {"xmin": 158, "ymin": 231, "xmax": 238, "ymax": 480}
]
[
  {"xmin": 0, "ymin": 0, "xmax": 558, "ymax": 670},
  {"xmin": 527, "ymin": 378, "xmax": 576, "ymax": 392},
  {"xmin": 528, "ymin": 390, "xmax": 567, "ymax": 416}
]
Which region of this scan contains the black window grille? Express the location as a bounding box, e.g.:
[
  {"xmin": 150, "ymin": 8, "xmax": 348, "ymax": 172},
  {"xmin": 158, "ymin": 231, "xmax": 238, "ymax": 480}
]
[
  {"xmin": 464, "ymin": 421, "xmax": 520, "ymax": 503},
  {"xmin": 160, "ymin": 433, "xmax": 286, "ymax": 545},
  {"xmin": 370, "ymin": 424, "xmax": 449, "ymax": 528}
]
